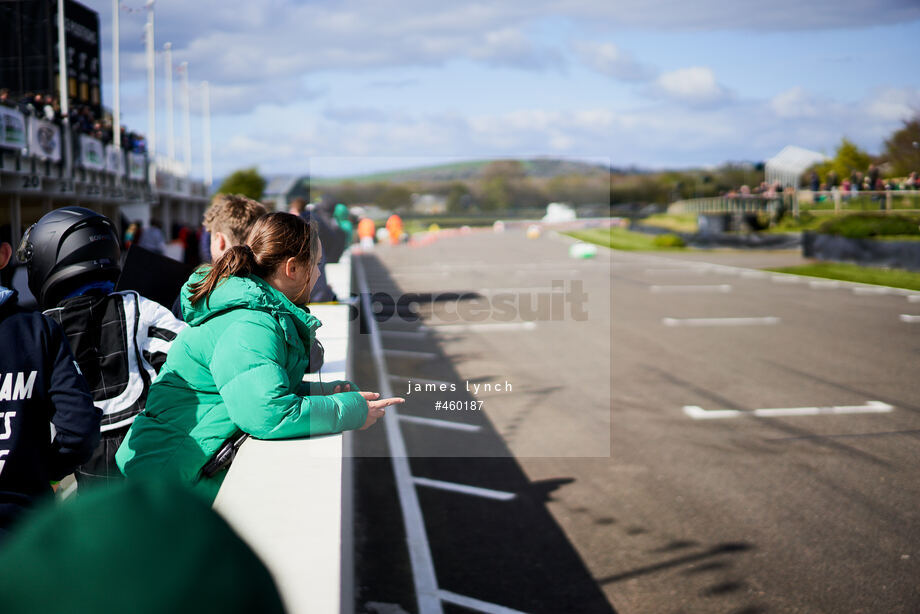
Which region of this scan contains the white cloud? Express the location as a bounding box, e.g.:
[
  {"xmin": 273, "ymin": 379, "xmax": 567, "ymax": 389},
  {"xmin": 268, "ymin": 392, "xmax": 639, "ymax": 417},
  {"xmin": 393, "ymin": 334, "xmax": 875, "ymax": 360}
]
[
  {"xmin": 865, "ymin": 87, "xmax": 920, "ymax": 122},
  {"xmin": 770, "ymin": 87, "xmax": 828, "ymax": 119},
  {"xmin": 574, "ymin": 42, "xmax": 654, "ymax": 81},
  {"xmin": 649, "ymin": 67, "xmax": 732, "ymax": 106}
]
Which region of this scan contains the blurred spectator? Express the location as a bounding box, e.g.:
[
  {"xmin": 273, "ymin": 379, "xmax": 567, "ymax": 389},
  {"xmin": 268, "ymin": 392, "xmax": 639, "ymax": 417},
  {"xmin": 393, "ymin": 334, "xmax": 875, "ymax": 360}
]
[
  {"xmin": 137, "ymin": 219, "xmax": 166, "ymax": 255},
  {"xmin": 124, "ymin": 222, "xmax": 142, "ymax": 250}
]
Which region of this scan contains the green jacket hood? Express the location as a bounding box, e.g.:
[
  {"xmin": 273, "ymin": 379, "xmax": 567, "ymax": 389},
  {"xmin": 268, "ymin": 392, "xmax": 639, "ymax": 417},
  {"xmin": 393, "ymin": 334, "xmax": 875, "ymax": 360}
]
[{"xmin": 181, "ymin": 269, "xmax": 321, "ymax": 342}]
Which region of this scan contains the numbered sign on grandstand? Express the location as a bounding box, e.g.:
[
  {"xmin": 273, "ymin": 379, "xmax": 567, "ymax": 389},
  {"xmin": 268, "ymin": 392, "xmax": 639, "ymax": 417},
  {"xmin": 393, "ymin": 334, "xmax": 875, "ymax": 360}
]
[
  {"xmin": 127, "ymin": 152, "xmax": 146, "ymax": 181},
  {"xmin": 28, "ymin": 118, "xmax": 61, "ymax": 161},
  {"xmin": 80, "ymin": 135, "xmax": 105, "ymax": 170},
  {"xmin": 105, "ymin": 144, "xmax": 124, "ymax": 176},
  {"xmin": 0, "ymin": 107, "xmax": 27, "ymax": 150}
]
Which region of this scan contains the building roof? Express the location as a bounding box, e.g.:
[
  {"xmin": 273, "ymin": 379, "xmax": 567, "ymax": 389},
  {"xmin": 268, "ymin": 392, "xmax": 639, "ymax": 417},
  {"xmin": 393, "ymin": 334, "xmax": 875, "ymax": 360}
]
[{"xmin": 765, "ymin": 146, "xmax": 827, "ymax": 176}]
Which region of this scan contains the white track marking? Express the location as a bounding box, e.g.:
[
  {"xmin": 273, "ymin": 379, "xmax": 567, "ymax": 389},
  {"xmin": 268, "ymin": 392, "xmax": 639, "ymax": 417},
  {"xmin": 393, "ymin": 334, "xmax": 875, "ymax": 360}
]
[
  {"xmin": 439, "ymin": 590, "xmax": 530, "ymax": 614},
  {"xmin": 684, "ymin": 401, "xmax": 894, "ymax": 420},
  {"xmin": 429, "ymin": 322, "xmax": 537, "ymax": 333},
  {"xmin": 413, "ymin": 477, "xmax": 517, "ymax": 501},
  {"xmin": 899, "ymin": 314, "xmax": 920, "ymax": 323},
  {"xmin": 809, "ymin": 280, "xmax": 842, "ymax": 289},
  {"xmin": 854, "ymin": 286, "xmax": 892, "ymax": 295},
  {"xmin": 650, "ymin": 284, "xmax": 732, "ymax": 294},
  {"xmin": 356, "ymin": 258, "xmax": 443, "ymax": 614},
  {"xmin": 398, "ymin": 415, "xmax": 483, "ymax": 432},
  {"xmin": 663, "ymin": 317, "xmax": 780, "ymax": 327},
  {"xmin": 908, "ymin": 295, "xmax": 920, "ymax": 303},
  {"xmin": 385, "ymin": 349, "xmax": 440, "ymax": 360},
  {"xmin": 771, "ymin": 275, "xmax": 800, "ymax": 284},
  {"xmin": 740, "ymin": 271, "xmax": 770, "ymax": 279},
  {"xmin": 644, "ymin": 268, "xmax": 707, "ymax": 275},
  {"xmin": 381, "ymin": 329, "xmax": 430, "ymax": 339}
]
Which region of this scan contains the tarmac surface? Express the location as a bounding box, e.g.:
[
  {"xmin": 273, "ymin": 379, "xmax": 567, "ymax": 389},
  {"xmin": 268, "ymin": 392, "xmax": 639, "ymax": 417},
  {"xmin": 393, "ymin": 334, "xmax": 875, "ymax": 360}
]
[{"xmin": 351, "ymin": 232, "xmax": 920, "ymax": 614}]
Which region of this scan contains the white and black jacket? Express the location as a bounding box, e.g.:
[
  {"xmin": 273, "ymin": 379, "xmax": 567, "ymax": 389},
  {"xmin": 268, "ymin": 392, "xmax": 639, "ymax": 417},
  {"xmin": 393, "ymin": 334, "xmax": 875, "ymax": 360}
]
[{"xmin": 44, "ymin": 290, "xmax": 186, "ymax": 432}]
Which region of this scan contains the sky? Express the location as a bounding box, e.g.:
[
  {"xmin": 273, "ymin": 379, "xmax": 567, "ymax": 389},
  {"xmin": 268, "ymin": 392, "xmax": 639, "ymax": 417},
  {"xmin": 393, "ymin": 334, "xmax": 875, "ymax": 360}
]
[{"xmin": 81, "ymin": 0, "xmax": 920, "ymax": 179}]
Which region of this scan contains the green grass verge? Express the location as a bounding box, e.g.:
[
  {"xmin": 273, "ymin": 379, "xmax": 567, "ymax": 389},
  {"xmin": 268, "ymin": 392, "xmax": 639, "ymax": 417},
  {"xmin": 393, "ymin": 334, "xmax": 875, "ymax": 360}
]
[
  {"xmin": 766, "ymin": 262, "xmax": 920, "ymax": 291},
  {"xmin": 641, "ymin": 213, "xmax": 699, "ymax": 233},
  {"xmin": 565, "ymin": 227, "xmax": 686, "ymax": 251}
]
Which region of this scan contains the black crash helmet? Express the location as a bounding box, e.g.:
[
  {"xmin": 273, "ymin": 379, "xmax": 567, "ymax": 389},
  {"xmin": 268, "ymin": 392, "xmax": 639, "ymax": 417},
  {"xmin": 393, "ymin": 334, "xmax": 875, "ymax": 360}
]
[{"xmin": 17, "ymin": 207, "xmax": 121, "ymax": 309}]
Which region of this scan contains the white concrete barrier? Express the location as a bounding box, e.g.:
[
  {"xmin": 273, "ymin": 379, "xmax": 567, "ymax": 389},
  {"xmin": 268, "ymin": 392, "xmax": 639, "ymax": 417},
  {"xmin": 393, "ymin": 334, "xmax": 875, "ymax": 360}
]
[{"xmin": 213, "ymin": 258, "xmax": 354, "ymax": 614}]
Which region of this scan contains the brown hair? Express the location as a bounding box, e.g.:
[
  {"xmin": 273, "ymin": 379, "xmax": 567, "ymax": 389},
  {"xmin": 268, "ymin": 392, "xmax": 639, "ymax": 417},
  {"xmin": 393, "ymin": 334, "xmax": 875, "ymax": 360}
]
[
  {"xmin": 203, "ymin": 194, "xmax": 268, "ymax": 246},
  {"xmin": 189, "ymin": 212, "xmax": 319, "ymax": 306}
]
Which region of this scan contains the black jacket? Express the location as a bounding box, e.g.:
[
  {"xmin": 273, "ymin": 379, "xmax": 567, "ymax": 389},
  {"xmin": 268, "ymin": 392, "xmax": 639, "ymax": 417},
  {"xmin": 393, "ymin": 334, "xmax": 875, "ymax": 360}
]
[
  {"xmin": 43, "ymin": 290, "xmax": 185, "ymax": 432},
  {"xmin": 0, "ymin": 289, "xmax": 100, "ymax": 532}
]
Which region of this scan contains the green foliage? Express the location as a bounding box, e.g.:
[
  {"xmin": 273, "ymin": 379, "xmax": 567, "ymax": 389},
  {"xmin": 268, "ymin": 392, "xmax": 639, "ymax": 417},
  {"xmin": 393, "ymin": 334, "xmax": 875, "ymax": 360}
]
[
  {"xmin": 768, "ymin": 262, "xmax": 920, "ymax": 292},
  {"xmin": 217, "ymin": 167, "xmax": 266, "ymax": 200},
  {"xmin": 653, "ymin": 233, "xmax": 686, "ymax": 248},
  {"xmin": 883, "ymin": 116, "xmax": 920, "ymax": 177},
  {"xmin": 812, "ymin": 138, "xmax": 874, "ymax": 183},
  {"xmin": 817, "ymin": 213, "xmax": 920, "ymax": 238},
  {"xmin": 446, "ymin": 182, "xmax": 471, "ymax": 213},
  {"xmin": 565, "ymin": 228, "xmax": 686, "ymax": 251},
  {"xmin": 375, "ymin": 185, "xmax": 413, "ymax": 212},
  {"xmin": 642, "ymin": 213, "xmax": 699, "ymax": 233}
]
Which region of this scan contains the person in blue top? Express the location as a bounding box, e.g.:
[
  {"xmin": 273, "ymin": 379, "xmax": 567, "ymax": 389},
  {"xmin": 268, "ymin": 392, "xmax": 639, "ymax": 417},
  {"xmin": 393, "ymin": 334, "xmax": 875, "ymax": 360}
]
[{"xmin": 0, "ymin": 240, "xmax": 100, "ymax": 540}]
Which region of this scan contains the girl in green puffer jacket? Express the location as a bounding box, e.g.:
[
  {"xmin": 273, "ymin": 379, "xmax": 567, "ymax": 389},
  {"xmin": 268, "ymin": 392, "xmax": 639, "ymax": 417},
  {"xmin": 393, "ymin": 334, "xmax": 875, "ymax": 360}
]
[{"xmin": 116, "ymin": 212, "xmax": 403, "ymax": 501}]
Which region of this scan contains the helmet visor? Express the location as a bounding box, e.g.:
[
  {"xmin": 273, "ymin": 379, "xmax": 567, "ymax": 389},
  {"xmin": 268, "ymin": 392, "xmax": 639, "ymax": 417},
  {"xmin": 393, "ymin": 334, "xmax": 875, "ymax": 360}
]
[{"xmin": 16, "ymin": 225, "xmax": 34, "ymax": 265}]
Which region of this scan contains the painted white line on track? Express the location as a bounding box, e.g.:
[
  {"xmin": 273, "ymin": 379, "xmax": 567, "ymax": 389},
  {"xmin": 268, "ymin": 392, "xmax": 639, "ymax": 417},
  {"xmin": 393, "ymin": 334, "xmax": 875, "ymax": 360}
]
[
  {"xmin": 355, "ymin": 257, "xmax": 444, "ymax": 614},
  {"xmin": 908, "ymin": 295, "xmax": 920, "ymax": 303},
  {"xmin": 650, "ymin": 284, "xmax": 732, "ymax": 294},
  {"xmin": 439, "ymin": 590, "xmax": 530, "ymax": 614},
  {"xmin": 399, "ymin": 415, "xmax": 483, "ymax": 432},
  {"xmin": 854, "ymin": 286, "xmax": 892, "ymax": 295},
  {"xmin": 771, "ymin": 275, "xmax": 800, "ymax": 284},
  {"xmin": 477, "ymin": 287, "xmax": 561, "ymax": 294},
  {"xmin": 413, "ymin": 477, "xmax": 517, "ymax": 501},
  {"xmin": 663, "ymin": 316, "xmax": 780, "ymax": 327},
  {"xmin": 899, "ymin": 314, "xmax": 920, "ymax": 323},
  {"xmin": 740, "ymin": 271, "xmax": 770, "ymax": 279},
  {"xmin": 684, "ymin": 401, "xmax": 893, "ymax": 420},
  {"xmin": 809, "ymin": 280, "xmax": 842, "ymax": 289},
  {"xmin": 381, "ymin": 329, "xmax": 430, "ymax": 339},
  {"xmin": 384, "ymin": 349, "xmax": 440, "ymax": 360},
  {"xmin": 430, "ymin": 322, "xmax": 537, "ymax": 333},
  {"xmin": 644, "ymin": 268, "xmax": 707, "ymax": 275}
]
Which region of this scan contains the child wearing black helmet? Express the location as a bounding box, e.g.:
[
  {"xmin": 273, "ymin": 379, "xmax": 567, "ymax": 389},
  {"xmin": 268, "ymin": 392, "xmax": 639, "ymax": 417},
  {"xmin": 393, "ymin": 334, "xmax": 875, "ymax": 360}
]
[
  {"xmin": 0, "ymin": 239, "xmax": 100, "ymax": 540},
  {"xmin": 17, "ymin": 207, "xmax": 186, "ymax": 489}
]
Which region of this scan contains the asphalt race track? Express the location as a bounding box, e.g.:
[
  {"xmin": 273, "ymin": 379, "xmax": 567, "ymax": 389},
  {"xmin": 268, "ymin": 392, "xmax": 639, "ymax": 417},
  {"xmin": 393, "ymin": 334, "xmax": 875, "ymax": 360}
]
[{"xmin": 350, "ymin": 228, "xmax": 919, "ymax": 614}]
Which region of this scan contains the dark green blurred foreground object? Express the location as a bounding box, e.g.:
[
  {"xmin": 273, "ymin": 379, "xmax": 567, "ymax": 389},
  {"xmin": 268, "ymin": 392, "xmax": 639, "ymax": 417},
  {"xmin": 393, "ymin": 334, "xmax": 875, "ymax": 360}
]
[{"xmin": 0, "ymin": 480, "xmax": 285, "ymax": 614}]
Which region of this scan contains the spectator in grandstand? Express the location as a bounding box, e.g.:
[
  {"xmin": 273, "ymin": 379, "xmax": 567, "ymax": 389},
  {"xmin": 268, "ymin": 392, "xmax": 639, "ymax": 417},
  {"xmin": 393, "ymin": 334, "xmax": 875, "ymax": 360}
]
[
  {"xmin": 17, "ymin": 207, "xmax": 185, "ymax": 489},
  {"xmin": 0, "ymin": 239, "xmax": 100, "ymax": 541},
  {"xmin": 0, "ymin": 89, "xmax": 12, "ymax": 108},
  {"xmin": 116, "ymin": 212, "xmax": 402, "ymax": 501}
]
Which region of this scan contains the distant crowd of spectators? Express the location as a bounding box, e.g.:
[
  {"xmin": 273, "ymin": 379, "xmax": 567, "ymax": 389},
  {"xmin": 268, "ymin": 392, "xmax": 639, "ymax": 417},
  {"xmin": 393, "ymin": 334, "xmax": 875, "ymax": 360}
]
[
  {"xmin": 807, "ymin": 166, "xmax": 919, "ymax": 193},
  {"xmin": 0, "ymin": 89, "xmax": 146, "ymax": 154}
]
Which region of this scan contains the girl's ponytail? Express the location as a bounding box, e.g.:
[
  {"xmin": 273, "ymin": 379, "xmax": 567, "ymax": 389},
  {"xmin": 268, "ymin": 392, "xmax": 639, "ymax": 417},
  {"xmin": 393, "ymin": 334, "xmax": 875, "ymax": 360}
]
[{"xmin": 188, "ymin": 244, "xmax": 261, "ymax": 306}]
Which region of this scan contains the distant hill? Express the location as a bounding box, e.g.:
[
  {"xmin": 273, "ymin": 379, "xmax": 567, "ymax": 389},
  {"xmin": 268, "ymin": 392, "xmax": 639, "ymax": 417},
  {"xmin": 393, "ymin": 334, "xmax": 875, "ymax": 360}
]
[{"xmin": 312, "ymin": 158, "xmax": 611, "ymax": 185}]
